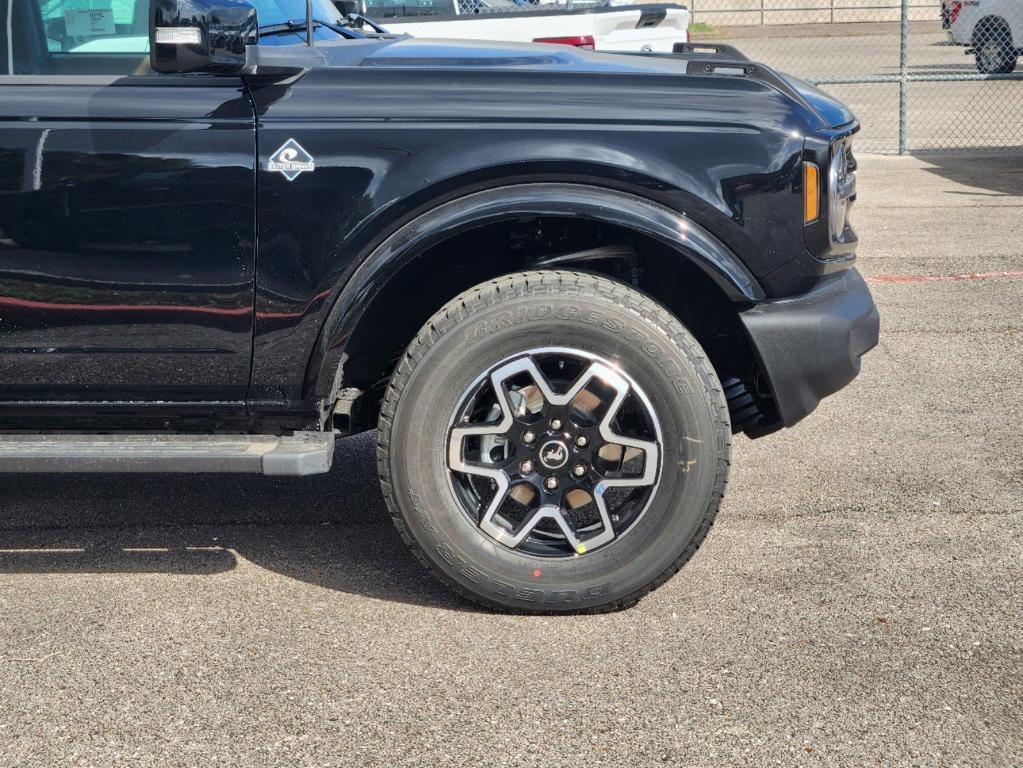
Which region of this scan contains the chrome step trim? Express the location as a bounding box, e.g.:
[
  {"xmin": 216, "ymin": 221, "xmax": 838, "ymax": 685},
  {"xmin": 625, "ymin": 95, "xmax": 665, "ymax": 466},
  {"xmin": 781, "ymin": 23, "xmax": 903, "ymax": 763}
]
[{"xmin": 0, "ymin": 432, "xmax": 334, "ymax": 476}]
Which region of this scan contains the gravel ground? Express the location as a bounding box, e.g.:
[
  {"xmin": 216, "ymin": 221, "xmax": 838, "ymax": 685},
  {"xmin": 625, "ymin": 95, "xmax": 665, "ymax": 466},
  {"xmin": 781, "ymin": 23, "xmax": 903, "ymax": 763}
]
[{"xmin": 1, "ymin": 154, "xmax": 1021, "ymax": 767}]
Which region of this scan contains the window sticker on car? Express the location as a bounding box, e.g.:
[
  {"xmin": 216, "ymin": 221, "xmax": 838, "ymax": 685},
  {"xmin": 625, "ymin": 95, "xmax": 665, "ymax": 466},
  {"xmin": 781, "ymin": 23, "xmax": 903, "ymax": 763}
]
[
  {"xmin": 267, "ymin": 139, "xmax": 315, "ymax": 181},
  {"xmin": 64, "ymin": 8, "xmax": 115, "ymax": 37}
]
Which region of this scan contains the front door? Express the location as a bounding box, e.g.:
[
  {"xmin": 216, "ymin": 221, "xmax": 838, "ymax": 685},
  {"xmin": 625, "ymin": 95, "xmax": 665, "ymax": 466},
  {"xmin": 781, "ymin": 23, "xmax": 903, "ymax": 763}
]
[{"xmin": 0, "ymin": 0, "xmax": 255, "ymax": 417}]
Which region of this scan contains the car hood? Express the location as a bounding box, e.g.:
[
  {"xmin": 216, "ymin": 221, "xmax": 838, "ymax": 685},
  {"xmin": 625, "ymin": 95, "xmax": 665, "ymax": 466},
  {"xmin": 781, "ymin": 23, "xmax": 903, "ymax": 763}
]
[
  {"xmin": 380, "ymin": 38, "xmax": 855, "ymax": 127},
  {"xmin": 261, "ymin": 36, "xmax": 854, "ymax": 129},
  {"xmin": 313, "ymin": 36, "xmax": 714, "ymax": 75},
  {"xmin": 776, "ymin": 72, "xmax": 857, "ymax": 129}
]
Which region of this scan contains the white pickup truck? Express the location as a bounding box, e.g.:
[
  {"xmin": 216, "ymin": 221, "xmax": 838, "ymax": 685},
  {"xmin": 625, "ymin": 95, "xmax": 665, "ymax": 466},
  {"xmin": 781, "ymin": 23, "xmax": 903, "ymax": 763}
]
[{"xmin": 340, "ymin": 0, "xmax": 691, "ymax": 53}]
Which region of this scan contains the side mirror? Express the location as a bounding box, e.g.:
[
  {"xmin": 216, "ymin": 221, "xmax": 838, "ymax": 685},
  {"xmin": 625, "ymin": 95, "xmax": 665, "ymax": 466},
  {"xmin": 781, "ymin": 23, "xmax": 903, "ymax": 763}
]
[
  {"xmin": 333, "ymin": 0, "xmax": 366, "ymax": 15},
  {"xmin": 151, "ymin": 0, "xmax": 258, "ymax": 74}
]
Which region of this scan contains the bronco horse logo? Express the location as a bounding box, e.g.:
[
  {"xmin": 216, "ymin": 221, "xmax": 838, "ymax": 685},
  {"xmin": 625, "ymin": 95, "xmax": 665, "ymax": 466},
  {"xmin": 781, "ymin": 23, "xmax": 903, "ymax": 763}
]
[{"xmin": 540, "ymin": 441, "xmax": 568, "ymax": 469}]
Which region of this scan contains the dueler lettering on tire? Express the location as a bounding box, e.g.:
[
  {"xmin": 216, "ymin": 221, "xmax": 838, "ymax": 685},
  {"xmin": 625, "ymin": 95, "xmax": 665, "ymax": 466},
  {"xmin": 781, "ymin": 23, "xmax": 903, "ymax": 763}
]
[{"xmin": 377, "ymin": 270, "xmax": 731, "ymax": 613}]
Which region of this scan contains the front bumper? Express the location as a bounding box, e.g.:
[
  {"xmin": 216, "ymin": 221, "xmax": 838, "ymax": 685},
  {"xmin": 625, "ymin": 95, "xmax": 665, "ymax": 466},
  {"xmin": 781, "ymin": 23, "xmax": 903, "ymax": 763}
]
[{"xmin": 739, "ymin": 268, "xmax": 880, "ymax": 431}]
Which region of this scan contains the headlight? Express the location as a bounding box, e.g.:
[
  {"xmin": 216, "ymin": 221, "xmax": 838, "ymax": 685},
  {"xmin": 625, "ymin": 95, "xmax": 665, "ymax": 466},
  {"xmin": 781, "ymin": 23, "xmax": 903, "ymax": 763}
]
[
  {"xmin": 828, "ymin": 141, "xmax": 856, "ymax": 241},
  {"xmin": 802, "ymin": 128, "xmax": 859, "ymax": 258}
]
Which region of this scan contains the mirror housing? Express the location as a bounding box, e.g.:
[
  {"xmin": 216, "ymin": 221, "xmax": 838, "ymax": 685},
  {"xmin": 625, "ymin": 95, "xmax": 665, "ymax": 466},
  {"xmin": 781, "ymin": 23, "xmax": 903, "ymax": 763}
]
[
  {"xmin": 333, "ymin": 0, "xmax": 366, "ymax": 15},
  {"xmin": 151, "ymin": 0, "xmax": 258, "ymax": 74}
]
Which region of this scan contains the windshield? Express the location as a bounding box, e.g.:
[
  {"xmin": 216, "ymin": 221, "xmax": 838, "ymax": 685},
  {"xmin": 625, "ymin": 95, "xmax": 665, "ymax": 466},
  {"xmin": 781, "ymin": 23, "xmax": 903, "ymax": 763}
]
[{"xmin": 251, "ymin": 0, "xmax": 343, "ymax": 27}]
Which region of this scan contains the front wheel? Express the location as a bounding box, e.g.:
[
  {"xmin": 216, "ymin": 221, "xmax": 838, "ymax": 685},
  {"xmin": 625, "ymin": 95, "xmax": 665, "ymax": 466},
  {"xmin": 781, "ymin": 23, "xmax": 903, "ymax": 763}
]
[{"xmin": 377, "ymin": 271, "xmax": 731, "ymax": 613}]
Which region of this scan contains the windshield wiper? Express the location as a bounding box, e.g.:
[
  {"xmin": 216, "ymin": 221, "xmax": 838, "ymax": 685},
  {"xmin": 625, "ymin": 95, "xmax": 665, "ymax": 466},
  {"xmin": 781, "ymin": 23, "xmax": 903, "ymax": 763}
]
[{"xmin": 258, "ymin": 19, "xmax": 358, "ymax": 38}]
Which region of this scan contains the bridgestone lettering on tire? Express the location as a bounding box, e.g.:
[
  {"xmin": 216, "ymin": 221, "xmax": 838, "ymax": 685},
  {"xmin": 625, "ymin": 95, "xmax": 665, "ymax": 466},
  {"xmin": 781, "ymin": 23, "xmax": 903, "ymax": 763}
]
[{"xmin": 377, "ymin": 270, "xmax": 731, "ymax": 613}]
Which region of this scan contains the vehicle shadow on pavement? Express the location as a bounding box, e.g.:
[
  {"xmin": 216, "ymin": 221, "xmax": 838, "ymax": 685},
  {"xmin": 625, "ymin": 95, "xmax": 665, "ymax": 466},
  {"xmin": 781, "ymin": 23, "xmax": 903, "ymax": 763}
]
[
  {"xmin": 0, "ymin": 432, "xmax": 471, "ymax": 610},
  {"xmin": 913, "ymin": 151, "xmax": 1023, "ymax": 197}
]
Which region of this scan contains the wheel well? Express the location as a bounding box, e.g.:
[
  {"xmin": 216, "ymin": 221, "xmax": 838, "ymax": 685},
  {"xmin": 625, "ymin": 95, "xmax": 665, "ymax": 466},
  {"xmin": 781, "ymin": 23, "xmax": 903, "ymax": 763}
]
[{"xmin": 337, "ymin": 216, "xmax": 776, "ymax": 435}]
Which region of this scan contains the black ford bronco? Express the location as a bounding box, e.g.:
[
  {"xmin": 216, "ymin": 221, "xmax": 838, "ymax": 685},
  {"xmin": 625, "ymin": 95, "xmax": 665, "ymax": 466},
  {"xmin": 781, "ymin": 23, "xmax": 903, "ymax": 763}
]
[{"xmin": 0, "ymin": 0, "xmax": 879, "ymax": 612}]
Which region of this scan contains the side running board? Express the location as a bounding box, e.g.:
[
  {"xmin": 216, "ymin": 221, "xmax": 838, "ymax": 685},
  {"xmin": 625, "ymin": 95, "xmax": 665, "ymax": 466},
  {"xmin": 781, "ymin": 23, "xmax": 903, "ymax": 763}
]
[{"xmin": 0, "ymin": 432, "xmax": 335, "ymax": 475}]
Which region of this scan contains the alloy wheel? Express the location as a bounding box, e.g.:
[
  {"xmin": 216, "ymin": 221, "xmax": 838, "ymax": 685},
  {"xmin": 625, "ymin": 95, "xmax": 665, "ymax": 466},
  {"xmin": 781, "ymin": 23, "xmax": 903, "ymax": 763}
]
[{"xmin": 447, "ymin": 348, "xmax": 662, "ymax": 557}]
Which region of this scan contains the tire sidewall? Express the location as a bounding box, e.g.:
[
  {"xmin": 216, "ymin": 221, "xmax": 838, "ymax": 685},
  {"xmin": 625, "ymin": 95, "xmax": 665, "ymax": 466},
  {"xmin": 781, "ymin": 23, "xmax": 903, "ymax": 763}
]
[{"xmin": 386, "ymin": 279, "xmax": 727, "ymax": 611}]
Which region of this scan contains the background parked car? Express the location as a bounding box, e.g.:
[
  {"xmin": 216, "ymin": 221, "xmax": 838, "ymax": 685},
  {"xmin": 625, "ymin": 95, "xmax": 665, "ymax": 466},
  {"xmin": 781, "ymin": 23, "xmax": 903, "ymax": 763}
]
[
  {"xmin": 943, "ymin": 0, "xmax": 1021, "ymax": 73},
  {"xmin": 337, "ymin": 0, "xmax": 691, "ymax": 52}
]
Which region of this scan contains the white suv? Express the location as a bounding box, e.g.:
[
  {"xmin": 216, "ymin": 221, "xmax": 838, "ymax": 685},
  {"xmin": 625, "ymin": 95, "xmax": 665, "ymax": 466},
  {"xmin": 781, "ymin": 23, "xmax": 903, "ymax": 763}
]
[{"xmin": 943, "ymin": 0, "xmax": 1021, "ymax": 73}]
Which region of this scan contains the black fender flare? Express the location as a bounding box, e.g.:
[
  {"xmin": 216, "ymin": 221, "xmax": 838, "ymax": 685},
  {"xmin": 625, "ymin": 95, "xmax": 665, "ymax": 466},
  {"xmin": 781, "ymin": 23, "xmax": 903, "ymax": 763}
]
[{"xmin": 305, "ymin": 182, "xmax": 764, "ymax": 401}]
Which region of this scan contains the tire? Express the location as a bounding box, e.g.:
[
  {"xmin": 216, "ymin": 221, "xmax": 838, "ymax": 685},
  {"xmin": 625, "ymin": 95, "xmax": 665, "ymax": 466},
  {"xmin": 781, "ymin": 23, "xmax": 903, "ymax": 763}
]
[
  {"xmin": 377, "ymin": 270, "xmax": 731, "ymax": 613},
  {"xmin": 974, "ymin": 20, "xmax": 1017, "ymax": 74}
]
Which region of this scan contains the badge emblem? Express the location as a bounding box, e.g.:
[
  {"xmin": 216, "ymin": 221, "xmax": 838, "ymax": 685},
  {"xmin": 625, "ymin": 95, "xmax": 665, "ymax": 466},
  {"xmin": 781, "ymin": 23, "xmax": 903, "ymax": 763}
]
[
  {"xmin": 267, "ymin": 139, "xmax": 315, "ymax": 181},
  {"xmin": 540, "ymin": 440, "xmax": 569, "ymax": 470}
]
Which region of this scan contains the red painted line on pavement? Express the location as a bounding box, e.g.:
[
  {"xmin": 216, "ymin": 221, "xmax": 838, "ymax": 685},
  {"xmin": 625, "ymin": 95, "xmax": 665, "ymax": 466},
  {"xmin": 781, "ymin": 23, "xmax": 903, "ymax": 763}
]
[{"xmin": 866, "ymin": 270, "xmax": 1023, "ymax": 284}]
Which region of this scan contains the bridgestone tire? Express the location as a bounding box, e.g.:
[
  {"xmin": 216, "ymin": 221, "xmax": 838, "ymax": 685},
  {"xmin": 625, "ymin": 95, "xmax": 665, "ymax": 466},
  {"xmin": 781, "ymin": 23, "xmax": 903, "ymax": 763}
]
[{"xmin": 377, "ymin": 271, "xmax": 731, "ymax": 613}]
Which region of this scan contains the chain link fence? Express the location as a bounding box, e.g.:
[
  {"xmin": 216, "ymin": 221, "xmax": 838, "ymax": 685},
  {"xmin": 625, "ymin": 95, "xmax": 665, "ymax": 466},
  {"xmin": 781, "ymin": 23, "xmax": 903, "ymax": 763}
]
[
  {"xmin": 688, "ymin": 0, "xmax": 1023, "ymax": 152},
  {"xmin": 447, "ymin": 0, "xmax": 1022, "ymax": 152}
]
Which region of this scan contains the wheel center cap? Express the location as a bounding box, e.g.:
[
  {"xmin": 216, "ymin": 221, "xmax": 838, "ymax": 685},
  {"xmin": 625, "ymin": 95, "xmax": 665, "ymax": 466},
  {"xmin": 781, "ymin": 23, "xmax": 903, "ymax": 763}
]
[{"xmin": 539, "ymin": 439, "xmax": 569, "ymax": 470}]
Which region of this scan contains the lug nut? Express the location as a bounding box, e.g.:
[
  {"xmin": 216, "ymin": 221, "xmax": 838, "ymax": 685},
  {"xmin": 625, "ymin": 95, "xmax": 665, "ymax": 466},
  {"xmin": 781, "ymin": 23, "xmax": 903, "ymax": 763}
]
[
  {"xmin": 544, "ymin": 476, "xmax": 559, "ymax": 491},
  {"xmin": 520, "ymin": 459, "xmax": 534, "ymax": 474},
  {"xmin": 575, "ymin": 435, "xmax": 588, "ymax": 448},
  {"xmin": 549, "ymin": 418, "xmax": 563, "ymax": 431},
  {"xmin": 522, "ymin": 430, "xmax": 536, "ymax": 444},
  {"xmin": 573, "ymin": 463, "xmax": 587, "ymax": 478}
]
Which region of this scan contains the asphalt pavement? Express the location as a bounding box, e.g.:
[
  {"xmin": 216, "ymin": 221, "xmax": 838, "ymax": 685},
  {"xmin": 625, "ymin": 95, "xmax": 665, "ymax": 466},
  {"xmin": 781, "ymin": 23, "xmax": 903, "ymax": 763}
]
[{"xmin": 1, "ymin": 153, "xmax": 1021, "ymax": 766}]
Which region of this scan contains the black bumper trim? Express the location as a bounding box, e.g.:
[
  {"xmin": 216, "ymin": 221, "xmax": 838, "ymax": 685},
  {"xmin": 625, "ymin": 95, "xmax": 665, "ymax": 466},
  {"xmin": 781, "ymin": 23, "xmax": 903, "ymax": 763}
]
[{"xmin": 739, "ymin": 267, "xmax": 880, "ymax": 430}]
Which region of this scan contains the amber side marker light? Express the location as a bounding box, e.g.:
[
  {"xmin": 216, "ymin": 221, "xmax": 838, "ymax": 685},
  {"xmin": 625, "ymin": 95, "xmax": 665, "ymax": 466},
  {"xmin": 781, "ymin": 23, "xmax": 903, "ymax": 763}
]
[{"xmin": 803, "ymin": 162, "xmax": 820, "ymax": 223}]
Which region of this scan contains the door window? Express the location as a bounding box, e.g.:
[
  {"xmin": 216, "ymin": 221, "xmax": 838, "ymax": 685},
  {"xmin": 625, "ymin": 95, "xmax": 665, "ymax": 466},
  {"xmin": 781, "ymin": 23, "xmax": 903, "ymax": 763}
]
[
  {"xmin": 8, "ymin": 0, "xmax": 150, "ymax": 74},
  {"xmin": 3, "ymin": 0, "xmax": 351, "ymax": 74}
]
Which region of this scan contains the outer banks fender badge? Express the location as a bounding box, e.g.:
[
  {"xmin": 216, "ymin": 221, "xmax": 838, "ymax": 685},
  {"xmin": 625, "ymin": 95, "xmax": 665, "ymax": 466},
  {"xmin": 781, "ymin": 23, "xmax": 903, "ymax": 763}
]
[{"xmin": 267, "ymin": 138, "xmax": 314, "ymax": 181}]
